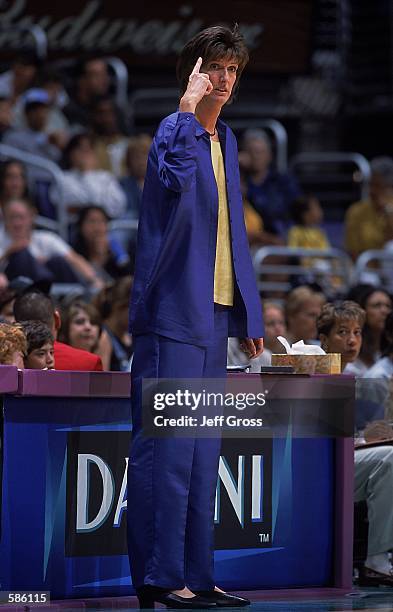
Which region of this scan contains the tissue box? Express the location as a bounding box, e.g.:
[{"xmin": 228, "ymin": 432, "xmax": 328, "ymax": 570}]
[{"xmin": 271, "ymin": 353, "xmax": 341, "ymax": 375}]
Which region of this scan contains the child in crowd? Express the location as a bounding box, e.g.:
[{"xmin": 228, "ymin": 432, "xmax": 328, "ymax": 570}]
[
  {"xmin": 0, "ymin": 322, "xmax": 27, "ymax": 368},
  {"xmin": 19, "ymin": 320, "xmax": 55, "ymax": 369},
  {"xmin": 58, "ymin": 300, "xmax": 101, "ymax": 355},
  {"xmin": 287, "ymin": 195, "xmax": 343, "ymax": 296},
  {"xmin": 287, "ymin": 195, "xmax": 330, "ymax": 251}
]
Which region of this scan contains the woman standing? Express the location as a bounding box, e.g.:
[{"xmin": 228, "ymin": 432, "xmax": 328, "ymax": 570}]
[{"xmin": 128, "ymin": 26, "xmax": 264, "ymax": 609}]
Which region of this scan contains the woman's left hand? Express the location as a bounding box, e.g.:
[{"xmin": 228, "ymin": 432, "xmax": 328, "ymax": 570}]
[{"xmin": 240, "ymin": 337, "xmax": 264, "ymax": 359}]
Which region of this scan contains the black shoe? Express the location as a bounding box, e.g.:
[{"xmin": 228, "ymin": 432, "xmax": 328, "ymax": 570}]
[
  {"xmin": 195, "ymin": 590, "xmax": 250, "ymax": 607},
  {"xmin": 358, "ymin": 566, "xmax": 393, "ymax": 587},
  {"xmin": 136, "ymin": 586, "xmax": 217, "ymax": 609}
]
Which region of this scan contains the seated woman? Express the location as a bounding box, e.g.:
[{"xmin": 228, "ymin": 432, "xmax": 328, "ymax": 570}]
[
  {"xmin": 0, "ymin": 198, "xmax": 103, "ymax": 288},
  {"xmin": 367, "ymin": 311, "xmax": 393, "ymax": 419},
  {"xmin": 317, "ymin": 300, "xmax": 393, "ymax": 585},
  {"xmin": 94, "ymin": 276, "xmax": 133, "ymax": 371},
  {"xmin": 0, "ymin": 322, "xmax": 27, "ymax": 368},
  {"xmin": 72, "ymin": 206, "xmax": 132, "ymax": 281},
  {"xmin": 346, "ymin": 284, "xmax": 392, "ymax": 376},
  {"xmin": 58, "ymin": 300, "xmax": 101, "ymax": 356}
]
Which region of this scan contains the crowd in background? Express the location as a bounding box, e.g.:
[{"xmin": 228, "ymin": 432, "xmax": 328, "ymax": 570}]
[{"xmin": 1, "ymin": 51, "xmax": 393, "ymax": 378}]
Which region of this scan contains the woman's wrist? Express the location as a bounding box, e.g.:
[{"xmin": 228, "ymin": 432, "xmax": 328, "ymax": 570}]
[{"xmin": 179, "ymin": 96, "xmax": 197, "ymax": 113}]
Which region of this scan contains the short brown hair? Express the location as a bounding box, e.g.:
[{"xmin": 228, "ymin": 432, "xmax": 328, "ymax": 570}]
[
  {"xmin": 317, "ymin": 301, "xmax": 366, "ymax": 337},
  {"xmin": 176, "ymin": 25, "xmax": 249, "ymax": 102},
  {"xmin": 0, "ymin": 322, "xmax": 27, "ymax": 364}
]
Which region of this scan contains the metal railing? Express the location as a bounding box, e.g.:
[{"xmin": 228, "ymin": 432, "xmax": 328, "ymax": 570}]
[
  {"xmin": 229, "ymin": 118, "xmax": 288, "ymax": 173},
  {"xmin": 253, "ymin": 245, "xmax": 353, "ymax": 296},
  {"xmin": 0, "ymin": 144, "xmax": 67, "ymax": 238},
  {"xmin": 289, "ymin": 152, "xmax": 371, "ymax": 200},
  {"xmin": 105, "ymin": 56, "xmax": 129, "ymax": 112},
  {"xmin": 353, "ymin": 249, "xmax": 393, "ymax": 291}
]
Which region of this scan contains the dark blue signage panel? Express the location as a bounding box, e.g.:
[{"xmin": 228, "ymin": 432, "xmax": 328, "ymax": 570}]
[{"xmin": 0, "ymin": 395, "xmax": 333, "ymax": 599}]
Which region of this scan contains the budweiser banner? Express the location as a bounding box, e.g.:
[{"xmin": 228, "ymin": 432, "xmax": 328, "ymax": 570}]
[{"xmin": 0, "ymin": 0, "xmax": 312, "ymax": 73}]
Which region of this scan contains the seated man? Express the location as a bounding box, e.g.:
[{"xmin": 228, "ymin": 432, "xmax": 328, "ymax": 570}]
[
  {"xmin": 318, "ymin": 300, "xmax": 393, "ymax": 584},
  {"xmin": 19, "ymin": 319, "xmax": 55, "ymax": 369}
]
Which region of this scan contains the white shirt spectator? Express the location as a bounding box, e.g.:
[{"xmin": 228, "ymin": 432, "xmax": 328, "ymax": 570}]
[
  {"xmin": 345, "ymin": 358, "xmax": 373, "ymax": 377},
  {"xmin": 0, "ymin": 227, "xmax": 70, "ymax": 261},
  {"xmin": 52, "ymin": 169, "xmax": 127, "ymax": 219},
  {"xmin": 368, "ymin": 356, "xmax": 393, "ymax": 379}
]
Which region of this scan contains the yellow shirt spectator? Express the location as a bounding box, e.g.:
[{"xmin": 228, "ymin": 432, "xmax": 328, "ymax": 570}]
[{"xmin": 345, "ymin": 199, "xmax": 387, "ymax": 258}]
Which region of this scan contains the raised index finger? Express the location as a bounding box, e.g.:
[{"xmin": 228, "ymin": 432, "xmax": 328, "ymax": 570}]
[{"xmin": 190, "ymin": 57, "xmax": 202, "ymax": 76}]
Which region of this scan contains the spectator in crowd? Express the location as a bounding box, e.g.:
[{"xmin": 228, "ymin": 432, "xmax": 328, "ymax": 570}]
[
  {"xmin": 94, "ymin": 276, "xmax": 133, "ymax": 371},
  {"xmin": 240, "ymin": 128, "xmax": 300, "ymax": 240},
  {"xmin": 0, "ymin": 198, "xmax": 104, "ymax": 288},
  {"xmin": 58, "ymin": 300, "xmax": 101, "ymax": 354},
  {"xmin": 19, "ymin": 319, "xmax": 55, "ymax": 369},
  {"xmin": 237, "ymin": 169, "xmax": 279, "ymax": 247},
  {"xmin": 345, "ymin": 157, "xmax": 393, "ymax": 260},
  {"xmin": 12, "ymin": 68, "xmax": 70, "ymax": 135},
  {"xmin": 64, "ymin": 57, "xmax": 111, "ymax": 128},
  {"xmin": 2, "ymin": 89, "xmax": 64, "ymax": 180},
  {"xmin": 0, "ymin": 51, "xmax": 40, "ymax": 103},
  {"xmin": 318, "ymin": 301, "xmax": 365, "ymax": 373},
  {"xmin": 0, "ymin": 321, "xmax": 26, "ymax": 368},
  {"xmin": 0, "ymin": 160, "xmax": 29, "ymax": 210},
  {"xmin": 0, "ymin": 287, "xmax": 16, "ymax": 323},
  {"xmin": 287, "ymin": 194, "xmax": 342, "ymax": 295},
  {"xmin": 346, "ymin": 284, "xmax": 392, "ymax": 375},
  {"xmin": 0, "ymin": 97, "xmax": 13, "ymax": 141},
  {"xmin": 287, "ymin": 195, "xmax": 330, "ymax": 251},
  {"xmin": 366, "ymin": 311, "xmax": 393, "ymax": 419},
  {"xmin": 90, "ymin": 95, "xmax": 129, "ymax": 176},
  {"xmin": 72, "ymin": 206, "xmax": 132, "ymax": 281},
  {"xmin": 285, "ymin": 285, "xmax": 325, "ymax": 344},
  {"xmin": 13, "ymin": 290, "xmax": 103, "ymax": 371},
  {"xmin": 228, "ymin": 301, "xmax": 286, "ymax": 370},
  {"xmin": 52, "ymin": 133, "xmax": 126, "ymax": 218},
  {"xmin": 120, "ymin": 134, "xmax": 152, "ymax": 219},
  {"xmin": 317, "ymin": 300, "xmax": 393, "ymax": 585}
]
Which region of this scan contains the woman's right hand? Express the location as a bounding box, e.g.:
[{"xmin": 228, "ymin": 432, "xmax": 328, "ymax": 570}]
[{"xmin": 179, "ymin": 57, "xmax": 213, "ymax": 113}]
